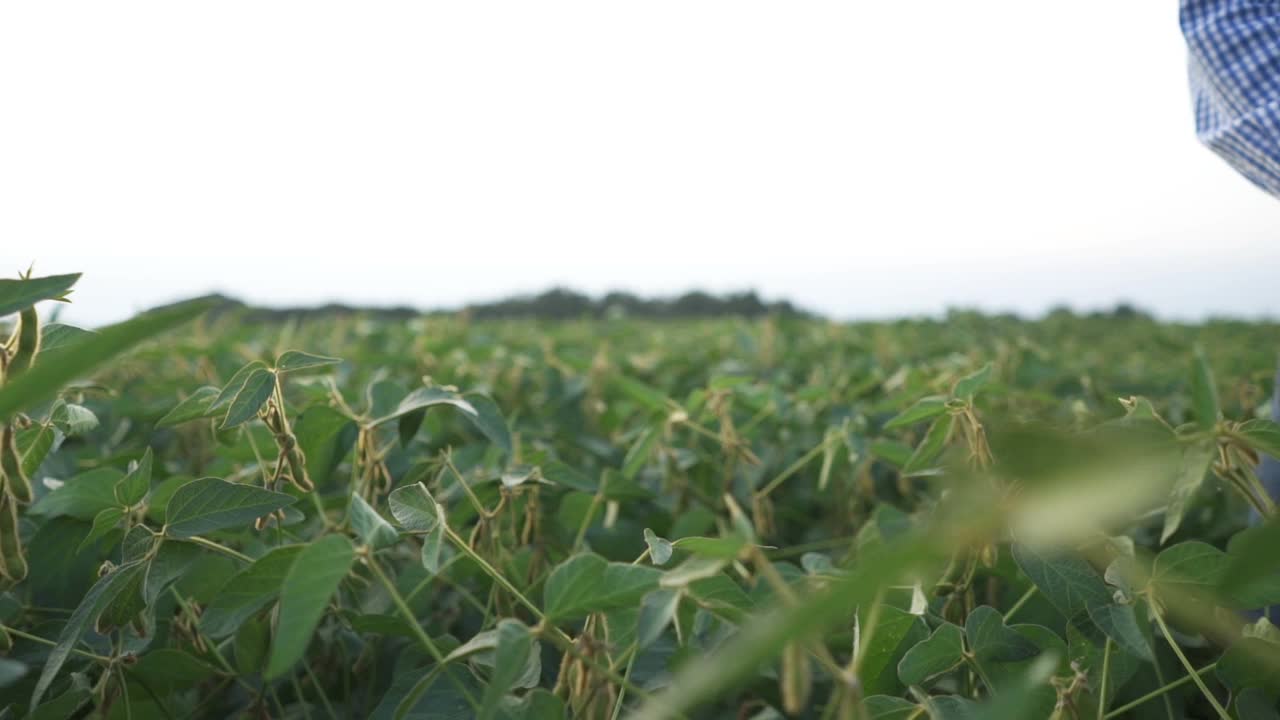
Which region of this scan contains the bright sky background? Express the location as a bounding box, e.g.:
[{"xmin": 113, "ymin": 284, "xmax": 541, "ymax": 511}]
[{"xmin": 2, "ymin": 2, "xmax": 1277, "ymax": 326}]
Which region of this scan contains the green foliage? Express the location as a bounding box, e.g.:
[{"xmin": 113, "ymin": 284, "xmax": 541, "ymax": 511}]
[{"xmin": 2, "ymin": 275, "xmax": 1280, "ymax": 718}]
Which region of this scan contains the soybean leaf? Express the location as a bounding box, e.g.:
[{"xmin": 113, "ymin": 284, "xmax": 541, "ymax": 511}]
[
  {"xmin": 0, "ymin": 273, "xmax": 80, "ymax": 318},
  {"xmin": 201, "ymin": 546, "xmax": 304, "ymax": 638},
  {"xmin": 50, "ymin": 403, "xmax": 98, "ymax": 436},
  {"xmin": 0, "ymin": 297, "xmax": 216, "ymax": 421},
  {"xmin": 17, "ymin": 423, "xmax": 58, "ymax": 477},
  {"xmin": 275, "ymin": 350, "xmax": 342, "ymax": 373},
  {"xmin": 349, "ymin": 493, "xmax": 400, "ymax": 550},
  {"xmin": 884, "ymin": 396, "xmax": 947, "ymax": 430},
  {"xmin": 902, "ymin": 413, "xmax": 954, "ymax": 474},
  {"xmin": 859, "ymin": 605, "xmax": 930, "ymax": 697},
  {"xmin": 164, "ymin": 477, "xmax": 296, "ymax": 538},
  {"xmin": 210, "ymin": 361, "xmax": 268, "ymax": 412},
  {"xmin": 636, "ymin": 589, "xmax": 682, "ymax": 650},
  {"xmin": 1011, "ymin": 544, "xmax": 1111, "ymax": 623},
  {"xmin": 76, "ymin": 507, "xmax": 124, "ymax": 555},
  {"xmin": 643, "ymin": 528, "xmax": 674, "ymax": 566},
  {"xmin": 371, "ymin": 386, "xmax": 477, "ymax": 427},
  {"xmin": 622, "ymin": 426, "xmax": 660, "ymax": 480},
  {"xmin": 294, "ymin": 406, "xmax": 357, "ymax": 485},
  {"xmin": 480, "ymin": 620, "xmax": 535, "ymax": 720},
  {"xmin": 1237, "ymin": 419, "xmax": 1280, "ymax": 460},
  {"xmin": 115, "ymin": 447, "xmax": 153, "ymax": 506},
  {"xmin": 127, "ymin": 649, "xmax": 217, "ymax": 695},
  {"xmin": 266, "ymin": 535, "xmax": 354, "ymax": 679},
  {"xmin": 1189, "ymin": 347, "xmax": 1220, "ymax": 431},
  {"xmin": 144, "ymin": 540, "xmax": 201, "ymax": 607},
  {"xmin": 1152, "ymin": 541, "xmax": 1226, "ymax": 606},
  {"xmin": 1160, "ymin": 439, "xmax": 1215, "ymax": 544},
  {"xmin": 864, "ymin": 696, "xmax": 921, "ymax": 719},
  {"xmin": 156, "ymin": 386, "xmax": 220, "ymax": 428},
  {"xmin": 38, "ymin": 322, "xmax": 93, "ymax": 354},
  {"xmin": 1234, "ymin": 687, "xmax": 1280, "ymax": 720},
  {"xmin": 964, "ymin": 605, "xmax": 1039, "ymax": 663},
  {"xmin": 543, "ymin": 553, "xmax": 660, "ymax": 621},
  {"xmin": 31, "ymin": 561, "xmax": 146, "ymax": 706},
  {"xmin": 29, "ymin": 467, "xmax": 122, "ymax": 521},
  {"xmin": 461, "ymin": 392, "xmax": 512, "ymax": 456},
  {"xmin": 953, "ymin": 364, "xmax": 992, "ymax": 400},
  {"xmin": 1086, "ymin": 603, "xmax": 1153, "ymax": 661},
  {"xmin": 1221, "ymin": 521, "xmax": 1280, "ymax": 607},
  {"xmin": 897, "ymin": 622, "xmax": 965, "ymax": 687},
  {"xmin": 220, "ymin": 368, "xmax": 275, "ymax": 429},
  {"xmin": 388, "ymin": 483, "xmax": 442, "ymax": 532},
  {"xmin": 1217, "ymin": 635, "xmax": 1280, "ymax": 697}
]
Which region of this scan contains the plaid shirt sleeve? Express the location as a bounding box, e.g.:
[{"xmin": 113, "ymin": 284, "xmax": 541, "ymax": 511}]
[{"xmin": 1181, "ymin": 0, "xmax": 1280, "ymax": 196}]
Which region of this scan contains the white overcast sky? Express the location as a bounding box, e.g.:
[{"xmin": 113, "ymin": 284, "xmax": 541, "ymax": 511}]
[{"xmin": 2, "ymin": 2, "xmax": 1277, "ymax": 326}]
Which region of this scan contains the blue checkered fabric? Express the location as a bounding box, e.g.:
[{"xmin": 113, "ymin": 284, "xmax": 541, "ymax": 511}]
[{"xmin": 1181, "ymin": 0, "xmax": 1280, "ymax": 196}]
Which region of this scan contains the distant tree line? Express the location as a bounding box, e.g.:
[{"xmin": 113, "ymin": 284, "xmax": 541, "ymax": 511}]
[
  {"xmin": 457, "ymin": 288, "xmax": 808, "ymax": 320},
  {"xmin": 178, "ymin": 289, "xmax": 808, "ymax": 323}
]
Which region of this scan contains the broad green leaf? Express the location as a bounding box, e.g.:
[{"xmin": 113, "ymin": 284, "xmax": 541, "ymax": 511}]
[
  {"xmin": 622, "ymin": 426, "xmax": 660, "ymax": 480},
  {"xmin": 210, "ymin": 361, "xmax": 268, "ymax": 411},
  {"xmin": 17, "ymin": 423, "xmax": 58, "ymax": 477},
  {"xmin": 155, "ymin": 386, "xmax": 220, "ymax": 428},
  {"xmin": 388, "ymin": 482, "xmax": 442, "ymax": 532},
  {"xmin": 968, "ymin": 624, "xmax": 1063, "ymax": 717},
  {"xmin": 636, "ymin": 589, "xmax": 682, "ymax": 650},
  {"xmin": 1217, "ymin": 636, "xmax": 1280, "ymax": 697},
  {"xmin": 675, "ymin": 534, "xmax": 748, "ymax": 559},
  {"xmin": 164, "ymin": 477, "xmax": 296, "ymax": 538},
  {"xmin": 275, "ymin": 350, "xmax": 342, "ymax": 373},
  {"xmin": 686, "ymin": 574, "xmax": 754, "ymax": 622},
  {"xmin": 884, "ymin": 395, "xmax": 947, "ymax": 430},
  {"xmin": 31, "ymin": 561, "xmax": 146, "ymax": 706},
  {"xmin": 50, "ymin": 402, "xmax": 98, "ymax": 436},
  {"xmin": 266, "ymin": 535, "xmax": 354, "ymax": 678},
  {"xmin": 543, "ymin": 553, "xmax": 660, "ymax": 621},
  {"xmin": 902, "ymin": 413, "xmax": 953, "ymax": 474},
  {"xmin": 953, "ymin": 364, "xmax": 992, "ymax": 400},
  {"xmin": 864, "ymin": 696, "xmax": 921, "ymax": 719},
  {"xmin": 1189, "ymin": 347, "xmax": 1220, "ymax": 431},
  {"xmin": 859, "ymin": 605, "xmax": 930, "ymax": 697},
  {"xmin": 1237, "ymin": 418, "xmax": 1280, "ymax": 459},
  {"xmin": 480, "ymin": 620, "xmax": 536, "ymax": 720},
  {"xmin": 29, "ymin": 467, "xmax": 122, "ymax": 521},
  {"xmin": 115, "ymin": 447, "xmax": 153, "ymax": 506},
  {"xmin": 200, "ymin": 545, "xmax": 304, "ymax": 638},
  {"xmin": 1160, "ymin": 439, "xmax": 1215, "ymax": 544},
  {"xmin": 76, "ymin": 507, "xmax": 124, "ymax": 554},
  {"xmin": 1222, "ymin": 521, "xmax": 1280, "ymax": 607},
  {"xmin": 964, "ymin": 605, "xmax": 1039, "ymax": 663},
  {"xmin": 144, "ymin": 539, "xmax": 201, "ymax": 607},
  {"xmin": 127, "ymin": 649, "xmax": 217, "ymax": 695},
  {"xmin": 38, "ymin": 322, "xmax": 93, "ymax": 354},
  {"xmin": 897, "ymin": 622, "xmax": 965, "ymax": 687},
  {"xmin": 350, "ymin": 493, "xmax": 400, "ymax": 550},
  {"xmin": 0, "ymin": 273, "xmax": 79, "ymax": 318},
  {"xmin": 1086, "ymin": 603, "xmax": 1153, "ymax": 661},
  {"xmin": 234, "ymin": 615, "xmax": 271, "ymax": 674},
  {"xmin": 1066, "ymin": 622, "xmax": 1139, "ymax": 715},
  {"xmin": 643, "ymin": 528, "xmax": 674, "ymax": 565},
  {"xmin": 1011, "ymin": 544, "xmax": 1111, "ymax": 623},
  {"xmin": 660, "ymin": 556, "xmax": 729, "ymax": 589},
  {"xmin": 371, "ymin": 386, "xmax": 477, "ymax": 426},
  {"xmin": 461, "ymin": 392, "xmax": 512, "ymax": 456},
  {"xmin": 1235, "ymin": 687, "xmax": 1280, "ymax": 720},
  {"xmin": 294, "ymin": 405, "xmax": 357, "ymax": 485},
  {"xmin": 220, "ymin": 367, "xmax": 275, "ymax": 429},
  {"xmin": 1152, "ymin": 540, "xmax": 1225, "ymax": 606},
  {"xmin": 0, "ymin": 297, "xmax": 215, "ymax": 421}
]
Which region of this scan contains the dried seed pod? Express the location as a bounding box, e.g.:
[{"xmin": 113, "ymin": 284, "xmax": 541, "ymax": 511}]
[
  {"xmin": 6, "ymin": 307, "xmax": 39, "ymax": 379},
  {"xmin": 780, "ymin": 641, "xmax": 812, "ymax": 715},
  {"xmin": 0, "ymin": 425, "xmax": 33, "ymax": 503},
  {"xmin": 0, "ymin": 492, "xmax": 26, "ymax": 583}
]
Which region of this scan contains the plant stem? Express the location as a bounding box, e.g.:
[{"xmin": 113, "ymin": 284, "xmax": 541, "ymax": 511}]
[
  {"xmin": 0, "ymin": 624, "xmax": 112, "ymax": 663},
  {"xmin": 1096, "ymin": 637, "xmax": 1111, "ymax": 720},
  {"xmin": 1002, "ymin": 585, "xmax": 1037, "ymax": 623},
  {"xmin": 1151, "ymin": 610, "xmax": 1229, "ymax": 720},
  {"xmin": 755, "ymin": 434, "xmax": 833, "ymax": 499},
  {"xmin": 1102, "ymin": 662, "xmax": 1217, "ymax": 719},
  {"xmin": 181, "ymin": 535, "xmax": 253, "ymax": 563},
  {"xmin": 364, "ymin": 554, "xmax": 481, "ymax": 711}
]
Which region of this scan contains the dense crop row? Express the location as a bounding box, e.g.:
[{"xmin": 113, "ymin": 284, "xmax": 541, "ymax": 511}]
[{"xmin": 0, "ymin": 271, "xmax": 1278, "ymax": 719}]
